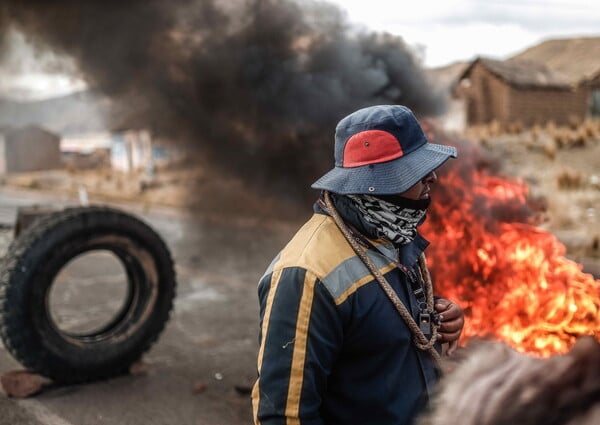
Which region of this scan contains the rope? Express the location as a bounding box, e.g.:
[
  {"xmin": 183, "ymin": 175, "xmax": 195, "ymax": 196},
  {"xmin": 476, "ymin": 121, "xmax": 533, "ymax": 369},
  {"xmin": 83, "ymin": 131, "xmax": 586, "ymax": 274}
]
[{"xmin": 323, "ymin": 191, "xmax": 442, "ymax": 368}]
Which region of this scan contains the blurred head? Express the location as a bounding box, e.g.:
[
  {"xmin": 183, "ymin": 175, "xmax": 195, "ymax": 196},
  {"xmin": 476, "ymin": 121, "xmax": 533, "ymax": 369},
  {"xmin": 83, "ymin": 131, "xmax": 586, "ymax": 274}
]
[{"xmin": 419, "ymin": 337, "xmax": 600, "ymax": 425}]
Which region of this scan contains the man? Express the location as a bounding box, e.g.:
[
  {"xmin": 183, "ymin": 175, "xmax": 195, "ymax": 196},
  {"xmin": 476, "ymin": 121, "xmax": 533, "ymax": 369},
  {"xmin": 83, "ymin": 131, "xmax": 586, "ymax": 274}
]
[{"xmin": 252, "ymin": 105, "xmax": 465, "ymax": 425}]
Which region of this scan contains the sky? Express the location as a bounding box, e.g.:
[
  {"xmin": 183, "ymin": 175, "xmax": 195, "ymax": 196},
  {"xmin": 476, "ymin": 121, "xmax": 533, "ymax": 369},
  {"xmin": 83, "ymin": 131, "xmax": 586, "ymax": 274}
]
[
  {"xmin": 1, "ymin": 0, "xmax": 600, "ymax": 100},
  {"xmin": 328, "ymin": 0, "xmax": 600, "ymax": 67},
  {"xmin": 0, "ymin": 30, "xmax": 87, "ymax": 101}
]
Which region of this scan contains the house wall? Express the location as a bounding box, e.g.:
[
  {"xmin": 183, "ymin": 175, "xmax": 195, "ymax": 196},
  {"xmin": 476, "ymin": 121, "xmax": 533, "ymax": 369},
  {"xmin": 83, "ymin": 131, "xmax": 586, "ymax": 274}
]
[
  {"xmin": 458, "ymin": 62, "xmax": 591, "ymax": 127},
  {"xmin": 506, "ymin": 86, "xmax": 588, "ymax": 126},
  {"xmin": 459, "ymin": 63, "xmax": 511, "ymax": 125},
  {"xmin": 3, "ymin": 127, "xmax": 62, "ymax": 173},
  {"xmin": 110, "ymin": 130, "xmax": 153, "ymax": 173}
]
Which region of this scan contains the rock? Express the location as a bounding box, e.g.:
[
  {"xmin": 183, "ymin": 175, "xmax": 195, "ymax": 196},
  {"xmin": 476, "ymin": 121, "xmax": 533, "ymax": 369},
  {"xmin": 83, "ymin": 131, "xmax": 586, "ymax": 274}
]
[
  {"xmin": 128, "ymin": 361, "xmax": 149, "ymax": 376},
  {"xmin": 192, "ymin": 382, "xmax": 207, "ymax": 394},
  {"xmin": 0, "ymin": 370, "xmax": 46, "ymax": 398}
]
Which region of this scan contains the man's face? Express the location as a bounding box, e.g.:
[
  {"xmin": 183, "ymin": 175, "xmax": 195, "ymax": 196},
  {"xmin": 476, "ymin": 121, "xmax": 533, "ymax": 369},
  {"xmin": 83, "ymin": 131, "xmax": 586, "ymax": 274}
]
[{"xmin": 398, "ymin": 171, "xmax": 437, "ymax": 200}]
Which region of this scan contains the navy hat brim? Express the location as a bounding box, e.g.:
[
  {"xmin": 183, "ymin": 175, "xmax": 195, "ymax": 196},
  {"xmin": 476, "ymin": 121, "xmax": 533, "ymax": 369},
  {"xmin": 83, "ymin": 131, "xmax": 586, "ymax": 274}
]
[{"xmin": 311, "ymin": 143, "xmax": 457, "ymax": 195}]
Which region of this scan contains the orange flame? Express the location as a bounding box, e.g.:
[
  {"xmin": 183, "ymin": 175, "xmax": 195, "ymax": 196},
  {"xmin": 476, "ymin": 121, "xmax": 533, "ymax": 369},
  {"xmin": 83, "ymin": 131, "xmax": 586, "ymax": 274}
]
[{"xmin": 421, "ymin": 126, "xmax": 600, "ymax": 356}]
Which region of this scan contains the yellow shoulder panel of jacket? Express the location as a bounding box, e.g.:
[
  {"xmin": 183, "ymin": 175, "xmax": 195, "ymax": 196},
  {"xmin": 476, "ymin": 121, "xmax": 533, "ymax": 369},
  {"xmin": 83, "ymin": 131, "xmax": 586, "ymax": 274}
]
[{"xmin": 263, "ymin": 213, "xmax": 395, "ymax": 305}]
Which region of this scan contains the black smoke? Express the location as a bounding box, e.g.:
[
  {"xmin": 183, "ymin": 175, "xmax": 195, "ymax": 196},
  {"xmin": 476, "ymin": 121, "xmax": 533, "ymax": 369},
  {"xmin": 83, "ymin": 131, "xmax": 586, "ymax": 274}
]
[{"xmin": 0, "ymin": 0, "xmax": 447, "ymax": 201}]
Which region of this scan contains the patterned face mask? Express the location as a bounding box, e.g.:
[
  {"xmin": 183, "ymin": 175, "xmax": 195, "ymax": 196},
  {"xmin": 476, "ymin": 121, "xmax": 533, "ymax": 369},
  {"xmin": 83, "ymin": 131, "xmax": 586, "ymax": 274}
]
[{"xmin": 347, "ymin": 194, "xmax": 429, "ymax": 245}]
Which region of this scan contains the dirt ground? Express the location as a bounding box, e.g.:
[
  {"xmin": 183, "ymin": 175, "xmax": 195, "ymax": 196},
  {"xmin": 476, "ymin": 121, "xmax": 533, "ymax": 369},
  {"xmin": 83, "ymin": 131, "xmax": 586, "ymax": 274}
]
[
  {"xmin": 0, "ymin": 162, "xmax": 312, "ymax": 228},
  {"xmin": 0, "ymin": 188, "xmax": 300, "ymax": 425}
]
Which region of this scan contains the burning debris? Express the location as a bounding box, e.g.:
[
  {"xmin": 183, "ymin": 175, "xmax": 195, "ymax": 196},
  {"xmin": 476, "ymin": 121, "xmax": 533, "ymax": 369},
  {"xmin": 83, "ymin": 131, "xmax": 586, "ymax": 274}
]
[
  {"xmin": 419, "ymin": 337, "xmax": 600, "ymax": 425},
  {"xmin": 422, "ymin": 125, "xmax": 600, "ymax": 356},
  {"xmin": 0, "ymin": 0, "xmax": 445, "ymax": 199}
]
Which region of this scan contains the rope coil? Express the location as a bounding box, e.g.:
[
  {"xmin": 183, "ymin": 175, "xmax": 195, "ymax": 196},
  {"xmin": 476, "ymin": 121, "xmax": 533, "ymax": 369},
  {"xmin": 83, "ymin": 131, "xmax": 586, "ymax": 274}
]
[{"xmin": 323, "ymin": 191, "xmax": 442, "ymax": 368}]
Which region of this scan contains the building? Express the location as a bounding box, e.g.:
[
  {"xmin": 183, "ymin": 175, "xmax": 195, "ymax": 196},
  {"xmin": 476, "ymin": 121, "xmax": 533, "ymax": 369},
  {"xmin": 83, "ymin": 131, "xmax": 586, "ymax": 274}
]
[
  {"xmin": 0, "ymin": 92, "xmax": 182, "ymax": 173},
  {"xmin": 0, "ymin": 125, "xmax": 62, "ymax": 173},
  {"xmin": 110, "ymin": 129, "xmax": 154, "ymax": 173},
  {"xmin": 450, "ymin": 37, "xmax": 600, "ymax": 128},
  {"xmin": 110, "ymin": 130, "xmax": 184, "ymax": 173},
  {"xmin": 454, "ymin": 57, "xmax": 588, "ymax": 127}
]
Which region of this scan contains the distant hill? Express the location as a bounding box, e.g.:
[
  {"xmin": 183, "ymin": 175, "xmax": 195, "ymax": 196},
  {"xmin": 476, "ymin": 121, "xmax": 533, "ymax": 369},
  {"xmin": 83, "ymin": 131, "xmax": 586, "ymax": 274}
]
[
  {"xmin": 509, "ymin": 36, "xmax": 600, "ymax": 83},
  {"xmin": 0, "ymin": 90, "xmax": 111, "ymax": 135},
  {"xmin": 426, "ymin": 61, "xmax": 469, "ymax": 92},
  {"xmin": 427, "ymin": 36, "xmax": 600, "ymax": 91}
]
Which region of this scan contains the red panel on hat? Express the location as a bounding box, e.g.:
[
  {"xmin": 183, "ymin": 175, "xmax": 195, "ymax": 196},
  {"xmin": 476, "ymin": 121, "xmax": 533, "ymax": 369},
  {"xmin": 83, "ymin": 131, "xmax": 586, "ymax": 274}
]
[{"xmin": 342, "ymin": 130, "xmax": 403, "ymax": 167}]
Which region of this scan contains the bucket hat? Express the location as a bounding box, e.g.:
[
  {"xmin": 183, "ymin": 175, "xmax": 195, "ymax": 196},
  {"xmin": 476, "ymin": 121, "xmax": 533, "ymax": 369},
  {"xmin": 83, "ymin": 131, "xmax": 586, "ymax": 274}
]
[{"xmin": 311, "ymin": 105, "xmax": 457, "ymax": 195}]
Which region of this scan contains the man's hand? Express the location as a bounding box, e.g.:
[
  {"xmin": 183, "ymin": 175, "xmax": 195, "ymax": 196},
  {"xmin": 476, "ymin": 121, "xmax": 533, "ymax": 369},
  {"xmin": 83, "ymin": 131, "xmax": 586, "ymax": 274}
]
[{"xmin": 434, "ymin": 298, "xmax": 464, "ymax": 356}]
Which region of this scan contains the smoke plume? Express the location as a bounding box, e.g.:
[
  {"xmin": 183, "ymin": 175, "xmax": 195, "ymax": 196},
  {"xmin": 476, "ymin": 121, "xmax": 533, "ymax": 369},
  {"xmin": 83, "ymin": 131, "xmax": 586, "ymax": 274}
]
[{"xmin": 0, "ymin": 0, "xmax": 446, "ymax": 199}]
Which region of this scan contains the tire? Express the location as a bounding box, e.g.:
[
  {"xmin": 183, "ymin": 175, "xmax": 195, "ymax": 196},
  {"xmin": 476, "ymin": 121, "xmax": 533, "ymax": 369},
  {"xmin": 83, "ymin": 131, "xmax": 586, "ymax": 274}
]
[{"xmin": 0, "ymin": 206, "xmax": 176, "ymax": 384}]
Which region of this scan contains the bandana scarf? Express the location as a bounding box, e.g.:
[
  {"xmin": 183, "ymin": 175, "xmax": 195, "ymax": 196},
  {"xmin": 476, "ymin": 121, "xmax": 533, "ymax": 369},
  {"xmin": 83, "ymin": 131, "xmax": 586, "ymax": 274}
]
[{"xmin": 347, "ymin": 194, "xmax": 427, "ymax": 245}]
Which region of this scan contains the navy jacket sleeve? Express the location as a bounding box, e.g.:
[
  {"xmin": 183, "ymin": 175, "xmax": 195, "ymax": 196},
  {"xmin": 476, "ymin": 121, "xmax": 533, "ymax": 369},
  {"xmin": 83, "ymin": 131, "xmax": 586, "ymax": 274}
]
[{"xmin": 252, "ymin": 266, "xmax": 344, "ymax": 425}]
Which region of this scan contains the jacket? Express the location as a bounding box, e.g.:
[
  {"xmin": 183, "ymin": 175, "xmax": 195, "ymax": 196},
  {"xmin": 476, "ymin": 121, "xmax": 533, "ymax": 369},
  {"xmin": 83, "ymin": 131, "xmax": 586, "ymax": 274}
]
[{"xmin": 252, "ymin": 204, "xmax": 440, "ymax": 425}]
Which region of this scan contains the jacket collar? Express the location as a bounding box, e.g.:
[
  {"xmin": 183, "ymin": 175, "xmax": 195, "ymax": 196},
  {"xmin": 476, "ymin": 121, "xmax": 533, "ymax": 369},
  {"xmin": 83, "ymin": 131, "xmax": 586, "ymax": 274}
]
[{"xmin": 313, "ymin": 199, "xmax": 429, "ymax": 266}]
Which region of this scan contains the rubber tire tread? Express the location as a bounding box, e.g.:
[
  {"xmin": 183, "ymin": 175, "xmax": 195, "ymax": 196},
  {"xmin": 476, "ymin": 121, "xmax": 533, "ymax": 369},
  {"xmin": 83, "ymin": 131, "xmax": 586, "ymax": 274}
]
[{"xmin": 0, "ymin": 206, "xmax": 176, "ymax": 384}]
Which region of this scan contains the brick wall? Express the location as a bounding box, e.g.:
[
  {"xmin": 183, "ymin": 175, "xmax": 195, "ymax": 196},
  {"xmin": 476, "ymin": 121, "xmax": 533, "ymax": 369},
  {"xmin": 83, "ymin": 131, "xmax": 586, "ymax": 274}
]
[
  {"xmin": 507, "ymin": 86, "xmax": 588, "ymax": 126},
  {"xmin": 461, "ymin": 64, "xmax": 511, "ymax": 125}
]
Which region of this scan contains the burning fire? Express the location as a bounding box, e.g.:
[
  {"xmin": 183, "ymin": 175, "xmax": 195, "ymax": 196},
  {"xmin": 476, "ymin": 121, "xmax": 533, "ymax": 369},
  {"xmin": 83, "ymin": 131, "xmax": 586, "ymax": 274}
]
[{"xmin": 421, "ymin": 127, "xmax": 600, "ymax": 357}]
